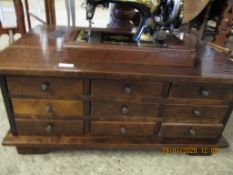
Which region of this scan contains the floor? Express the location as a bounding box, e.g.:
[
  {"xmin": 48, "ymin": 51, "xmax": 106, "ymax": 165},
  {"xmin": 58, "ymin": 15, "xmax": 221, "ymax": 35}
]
[{"xmin": 1, "ymin": 1, "xmax": 233, "ymax": 175}]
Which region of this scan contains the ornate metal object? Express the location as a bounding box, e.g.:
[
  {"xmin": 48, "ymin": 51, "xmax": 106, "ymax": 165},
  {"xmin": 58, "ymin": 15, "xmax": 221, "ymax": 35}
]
[{"xmin": 85, "ymin": 0, "xmax": 182, "ymax": 42}]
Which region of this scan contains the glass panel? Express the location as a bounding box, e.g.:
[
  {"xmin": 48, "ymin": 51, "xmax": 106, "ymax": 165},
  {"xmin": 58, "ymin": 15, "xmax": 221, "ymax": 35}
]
[
  {"xmin": 0, "ymin": 0, "xmax": 17, "ymax": 27},
  {"xmin": 26, "ymin": 0, "xmax": 46, "ymax": 28}
]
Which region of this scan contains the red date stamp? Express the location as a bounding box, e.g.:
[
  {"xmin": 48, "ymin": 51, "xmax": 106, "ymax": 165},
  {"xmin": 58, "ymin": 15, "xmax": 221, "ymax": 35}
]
[{"xmin": 161, "ymin": 147, "xmax": 219, "ymax": 154}]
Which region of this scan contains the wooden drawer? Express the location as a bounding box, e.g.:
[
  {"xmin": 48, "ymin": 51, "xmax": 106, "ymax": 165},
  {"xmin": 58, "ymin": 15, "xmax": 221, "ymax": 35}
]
[
  {"xmin": 7, "ymin": 76, "xmax": 83, "ymax": 98},
  {"xmin": 159, "ymin": 104, "xmax": 228, "ymax": 123},
  {"xmin": 91, "ymin": 101, "xmax": 159, "ymax": 117},
  {"xmin": 169, "ymin": 83, "xmax": 233, "ymax": 100},
  {"xmin": 15, "ymin": 119, "xmax": 84, "ymax": 136},
  {"xmin": 159, "ymin": 123, "xmax": 223, "ymax": 139},
  {"xmin": 12, "ymin": 98, "xmax": 83, "ymax": 116},
  {"xmin": 91, "ymin": 121, "xmax": 159, "ymax": 136},
  {"xmin": 91, "ymin": 80, "xmax": 165, "ymax": 99}
]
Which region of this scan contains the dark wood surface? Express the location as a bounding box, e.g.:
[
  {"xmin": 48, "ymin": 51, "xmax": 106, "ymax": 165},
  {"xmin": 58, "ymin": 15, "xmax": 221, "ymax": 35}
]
[
  {"xmin": 159, "ymin": 104, "xmax": 228, "ymax": 123},
  {"xmin": 7, "ymin": 76, "xmax": 83, "ymax": 99},
  {"xmin": 63, "ymin": 30, "xmax": 197, "ymax": 67},
  {"xmin": 91, "ymin": 101, "xmax": 159, "ymax": 117},
  {"xmin": 15, "ymin": 119, "xmax": 84, "ymax": 136},
  {"xmin": 0, "ymin": 26, "xmax": 232, "ymax": 84},
  {"xmin": 12, "ymin": 98, "xmax": 83, "ymax": 116},
  {"xmin": 3, "ymin": 132, "xmax": 229, "ymax": 149},
  {"xmin": 0, "ymin": 25, "xmax": 233, "ymax": 154},
  {"xmin": 91, "ymin": 79, "xmax": 166, "ymax": 99},
  {"xmin": 169, "ymin": 83, "xmax": 233, "ymax": 100},
  {"xmin": 16, "ymin": 147, "xmax": 51, "ymax": 154},
  {"xmin": 91, "ymin": 121, "xmax": 158, "ymax": 136},
  {"xmin": 159, "ymin": 123, "xmax": 224, "ymax": 139}
]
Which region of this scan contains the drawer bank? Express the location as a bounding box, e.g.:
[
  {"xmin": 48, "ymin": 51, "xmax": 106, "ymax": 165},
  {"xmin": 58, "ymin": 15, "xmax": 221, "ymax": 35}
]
[{"xmin": 0, "ymin": 26, "xmax": 233, "ymax": 155}]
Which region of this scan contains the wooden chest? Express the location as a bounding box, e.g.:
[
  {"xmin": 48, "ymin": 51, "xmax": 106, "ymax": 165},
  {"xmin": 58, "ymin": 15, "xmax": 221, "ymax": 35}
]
[{"xmin": 0, "ymin": 26, "xmax": 233, "ymax": 155}]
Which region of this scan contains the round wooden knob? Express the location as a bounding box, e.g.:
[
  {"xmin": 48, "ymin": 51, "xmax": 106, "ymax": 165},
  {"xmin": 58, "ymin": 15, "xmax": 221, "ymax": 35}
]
[
  {"xmin": 189, "ymin": 128, "xmax": 196, "ymax": 136},
  {"xmin": 124, "ymin": 85, "xmax": 132, "ymax": 94},
  {"xmin": 46, "ymin": 124, "xmax": 53, "ymax": 133},
  {"xmin": 120, "ymin": 127, "xmax": 127, "ymax": 134},
  {"xmin": 121, "ymin": 106, "xmax": 129, "ymax": 114},
  {"xmin": 45, "ymin": 105, "xmax": 52, "ymax": 113},
  {"xmin": 200, "ymin": 89, "xmax": 209, "ymax": 97},
  {"xmin": 193, "ymin": 110, "xmax": 201, "ymax": 117},
  {"xmin": 41, "ymin": 82, "xmax": 49, "ymax": 91}
]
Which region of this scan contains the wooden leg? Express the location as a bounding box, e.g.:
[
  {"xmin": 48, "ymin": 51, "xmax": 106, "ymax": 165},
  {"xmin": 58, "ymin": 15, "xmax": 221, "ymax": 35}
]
[
  {"xmin": 198, "ymin": 0, "xmax": 214, "ymax": 40},
  {"xmin": 16, "ymin": 147, "xmax": 51, "ymax": 154},
  {"xmin": 44, "ymin": 0, "xmax": 56, "ymax": 25},
  {"xmin": 13, "ymin": 0, "xmax": 26, "ymax": 34},
  {"xmin": 24, "ymin": 0, "xmax": 31, "ymax": 30}
]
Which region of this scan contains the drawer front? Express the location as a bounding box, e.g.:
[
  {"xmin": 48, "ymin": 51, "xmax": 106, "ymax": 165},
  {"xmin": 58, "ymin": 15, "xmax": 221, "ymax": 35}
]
[
  {"xmin": 91, "ymin": 121, "xmax": 158, "ymax": 136},
  {"xmin": 159, "ymin": 123, "xmax": 223, "ymax": 139},
  {"xmin": 16, "ymin": 119, "xmax": 84, "ymax": 136},
  {"xmin": 169, "ymin": 83, "xmax": 233, "ymax": 100},
  {"xmin": 91, "ymin": 80, "xmax": 165, "ymax": 99},
  {"xmin": 7, "ymin": 76, "xmax": 83, "ymax": 98},
  {"xmin": 160, "ymin": 104, "xmax": 228, "ymax": 123},
  {"xmin": 12, "ymin": 98, "xmax": 83, "ymax": 116},
  {"xmin": 91, "ymin": 101, "xmax": 159, "ymax": 117}
]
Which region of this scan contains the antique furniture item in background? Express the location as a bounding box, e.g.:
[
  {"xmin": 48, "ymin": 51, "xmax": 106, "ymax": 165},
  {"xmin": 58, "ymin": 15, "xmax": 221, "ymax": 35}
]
[
  {"xmin": 0, "ymin": 0, "xmax": 56, "ymax": 37},
  {"xmin": 64, "ymin": 0, "xmax": 202, "ymax": 67},
  {"xmin": 0, "ymin": 26, "xmax": 233, "ymax": 155},
  {"xmin": 208, "ymin": 0, "xmax": 233, "ymax": 54},
  {"xmin": 85, "ymin": 0, "xmax": 184, "ymax": 42},
  {"xmin": 0, "ymin": 0, "xmax": 26, "ymax": 43}
]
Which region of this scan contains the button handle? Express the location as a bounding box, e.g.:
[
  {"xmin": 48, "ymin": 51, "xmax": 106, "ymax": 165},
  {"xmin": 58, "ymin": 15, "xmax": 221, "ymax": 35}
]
[
  {"xmin": 121, "ymin": 106, "xmax": 129, "ymax": 114},
  {"xmin": 45, "ymin": 105, "xmax": 52, "ymax": 113},
  {"xmin": 189, "ymin": 128, "xmax": 196, "ymax": 136},
  {"xmin": 200, "ymin": 89, "xmax": 209, "ymax": 97},
  {"xmin": 120, "ymin": 126, "xmax": 127, "ymax": 135},
  {"xmin": 124, "ymin": 85, "xmax": 132, "ymax": 94},
  {"xmin": 46, "ymin": 124, "xmax": 53, "ymax": 133},
  {"xmin": 41, "ymin": 82, "xmax": 49, "ymax": 91},
  {"xmin": 192, "ymin": 110, "xmax": 201, "ymax": 117}
]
